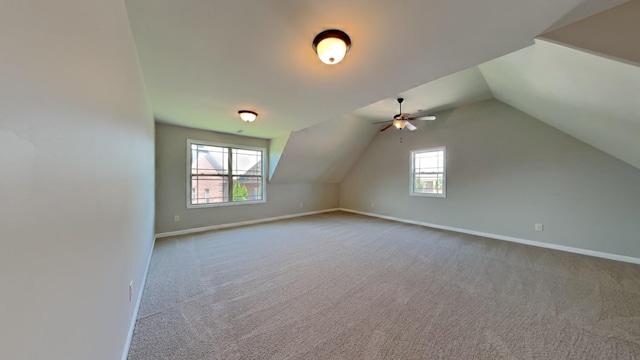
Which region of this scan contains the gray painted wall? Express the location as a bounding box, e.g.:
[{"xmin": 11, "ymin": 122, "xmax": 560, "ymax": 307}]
[
  {"xmin": 0, "ymin": 2, "xmax": 155, "ymax": 359},
  {"xmin": 340, "ymin": 99, "xmax": 640, "ymax": 258},
  {"xmin": 155, "ymin": 123, "xmax": 339, "ymax": 234}
]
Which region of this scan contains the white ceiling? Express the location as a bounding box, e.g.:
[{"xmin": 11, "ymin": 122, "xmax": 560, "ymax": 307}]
[
  {"xmin": 479, "ymin": 39, "xmax": 640, "ymax": 170},
  {"xmin": 270, "ymin": 67, "xmax": 493, "ymax": 183},
  {"xmin": 351, "ymin": 67, "xmax": 493, "ymax": 122},
  {"xmin": 125, "ymin": 0, "xmax": 599, "ymax": 139},
  {"xmin": 125, "ymin": 0, "xmax": 638, "ymax": 183}
]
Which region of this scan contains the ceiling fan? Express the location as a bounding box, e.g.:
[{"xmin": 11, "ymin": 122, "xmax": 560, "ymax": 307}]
[{"xmin": 374, "ymin": 98, "xmax": 436, "ymax": 132}]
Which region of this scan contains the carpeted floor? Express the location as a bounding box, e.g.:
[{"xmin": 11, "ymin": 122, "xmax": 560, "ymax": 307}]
[{"xmin": 128, "ymin": 211, "xmax": 640, "ymax": 359}]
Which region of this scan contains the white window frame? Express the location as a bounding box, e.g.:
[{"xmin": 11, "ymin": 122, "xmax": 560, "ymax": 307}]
[
  {"xmin": 187, "ymin": 139, "xmax": 266, "ymax": 208},
  {"xmin": 410, "ymin": 146, "xmax": 446, "ymax": 198}
]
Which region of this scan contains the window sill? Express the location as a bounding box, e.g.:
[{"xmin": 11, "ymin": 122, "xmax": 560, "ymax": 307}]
[
  {"xmin": 410, "ymin": 192, "xmax": 446, "ymax": 199},
  {"xmin": 187, "ymin": 199, "xmax": 266, "ymax": 209}
]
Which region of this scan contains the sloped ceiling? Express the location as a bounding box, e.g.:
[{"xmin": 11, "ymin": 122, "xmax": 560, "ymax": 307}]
[
  {"xmin": 479, "ymin": 39, "xmax": 640, "ymax": 169},
  {"xmin": 125, "ymin": 0, "xmax": 596, "ymax": 139},
  {"xmin": 542, "ymin": 0, "xmax": 640, "ymax": 65},
  {"xmin": 126, "ymin": 0, "xmax": 637, "ymax": 183},
  {"xmin": 543, "ymin": 0, "xmax": 629, "ymax": 32},
  {"xmin": 270, "ymin": 114, "xmax": 378, "ymax": 184},
  {"xmin": 351, "ymin": 67, "xmax": 493, "ymax": 122},
  {"xmin": 269, "ymin": 67, "xmax": 493, "ymax": 184}
]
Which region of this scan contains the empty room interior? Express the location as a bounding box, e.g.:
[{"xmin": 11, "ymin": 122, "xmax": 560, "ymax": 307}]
[{"xmin": 2, "ymin": 1, "xmax": 640, "ymax": 359}]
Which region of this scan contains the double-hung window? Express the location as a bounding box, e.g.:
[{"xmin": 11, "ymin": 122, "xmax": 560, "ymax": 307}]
[
  {"xmin": 188, "ymin": 139, "xmax": 265, "ymax": 208},
  {"xmin": 411, "ymin": 147, "xmax": 446, "ymax": 198}
]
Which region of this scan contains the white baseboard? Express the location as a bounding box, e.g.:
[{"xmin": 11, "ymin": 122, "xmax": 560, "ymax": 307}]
[
  {"xmin": 339, "ymin": 208, "xmax": 640, "ymax": 265},
  {"xmin": 155, "ymin": 208, "xmax": 341, "ymax": 239},
  {"xmin": 122, "ymin": 235, "xmax": 156, "ymax": 360}
]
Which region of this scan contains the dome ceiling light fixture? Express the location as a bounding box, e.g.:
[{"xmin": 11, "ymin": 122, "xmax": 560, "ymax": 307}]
[
  {"xmin": 238, "ymin": 110, "xmax": 258, "ymax": 122},
  {"xmin": 312, "ymin": 29, "xmax": 351, "ymax": 65}
]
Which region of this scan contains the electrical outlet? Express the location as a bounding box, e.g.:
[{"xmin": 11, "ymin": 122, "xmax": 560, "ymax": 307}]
[
  {"xmin": 129, "ymin": 281, "xmax": 133, "ymax": 302},
  {"xmin": 174, "ymin": 215, "xmax": 180, "ymax": 222},
  {"xmin": 371, "ymin": 202, "xmax": 375, "ymax": 208},
  {"xmin": 535, "ymin": 223, "xmax": 544, "ymax": 232},
  {"xmin": 299, "ymin": 202, "xmax": 304, "ymax": 208}
]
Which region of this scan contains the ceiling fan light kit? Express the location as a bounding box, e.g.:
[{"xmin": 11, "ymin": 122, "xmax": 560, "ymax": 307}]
[
  {"xmin": 377, "ymin": 98, "xmax": 436, "ymax": 132},
  {"xmin": 238, "ymin": 110, "xmax": 258, "ymax": 122},
  {"xmin": 312, "ymin": 29, "xmax": 351, "ymax": 65}
]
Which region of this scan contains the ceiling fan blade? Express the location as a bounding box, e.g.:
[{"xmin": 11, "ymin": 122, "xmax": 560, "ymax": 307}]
[
  {"xmin": 405, "ymin": 122, "xmax": 417, "ymax": 131},
  {"xmin": 409, "ymin": 115, "xmax": 436, "ymax": 121},
  {"xmin": 380, "ymin": 123, "xmax": 393, "ymax": 132},
  {"xmin": 372, "ymin": 119, "xmax": 394, "ymax": 124}
]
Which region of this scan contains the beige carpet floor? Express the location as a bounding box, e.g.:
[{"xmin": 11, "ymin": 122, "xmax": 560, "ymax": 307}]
[{"xmin": 128, "ymin": 211, "xmax": 640, "ymax": 359}]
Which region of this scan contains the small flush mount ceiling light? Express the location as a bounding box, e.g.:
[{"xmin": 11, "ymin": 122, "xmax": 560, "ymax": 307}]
[
  {"xmin": 312, "ymin": 29, "xmax": 351, "ymax": 65},
  {"xmin": 238, "ymin": 110, "xmax": 258, "ymax": 122}
]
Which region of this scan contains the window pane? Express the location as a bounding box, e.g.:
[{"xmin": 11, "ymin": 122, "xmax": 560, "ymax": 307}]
[
  {"xmin": 414, "ymin": 150, "xmax": 443, "ymax": 173},
  {"xmin": 191, "ymin": 176, "xmax": 228, "ymax": 204},
  {"xmin": 412, "ymin": 148, "xmax": 445, "ymax": 196},
  {"xmin": 189, "ymin": 141, "xmax": 265, "ymax": 206},
  {"xmin": 414, "ymin": 174, "xmax": 444, "ymax": 194},
  {"xmin": 191, "ymin": 144, "xmax": 228, "ymax": 176},
  {"xmin": 232, "ymin": 176, "xmax": 263, "ymax": 202},
  {"xmin": 232, "ymin": 148, "xmax": 262, "ymax": 176}
]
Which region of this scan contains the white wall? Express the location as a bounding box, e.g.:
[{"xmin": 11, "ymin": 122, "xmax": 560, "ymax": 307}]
[
  {"xmin": 0, "ymin": 2, "xmax": 154, "ymax": 359},
  {"xmin": 340, "ymin": 99, "xmax": 640, "ymax": 258},
  {"xmin": 155, "ymin": 123, "xmax": 339, "ymax": 234}
]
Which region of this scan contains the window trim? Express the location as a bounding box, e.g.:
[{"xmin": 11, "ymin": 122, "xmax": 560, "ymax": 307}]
[
  {"xmin": 410, "ymin": 146, "xmax": 446, "ymax": 198},
  {"xmin": 186, "ymin": 139, "xmax": 267, "ymax": 209}
]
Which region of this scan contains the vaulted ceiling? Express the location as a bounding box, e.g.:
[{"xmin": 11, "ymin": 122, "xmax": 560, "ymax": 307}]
[
  {"xmin": 479, "ymin": 39, "xmax": 640, "ymax": 170},
  {"xmin": 125, "ymin": 0, "xmax": 639, "ymax": 182}
]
